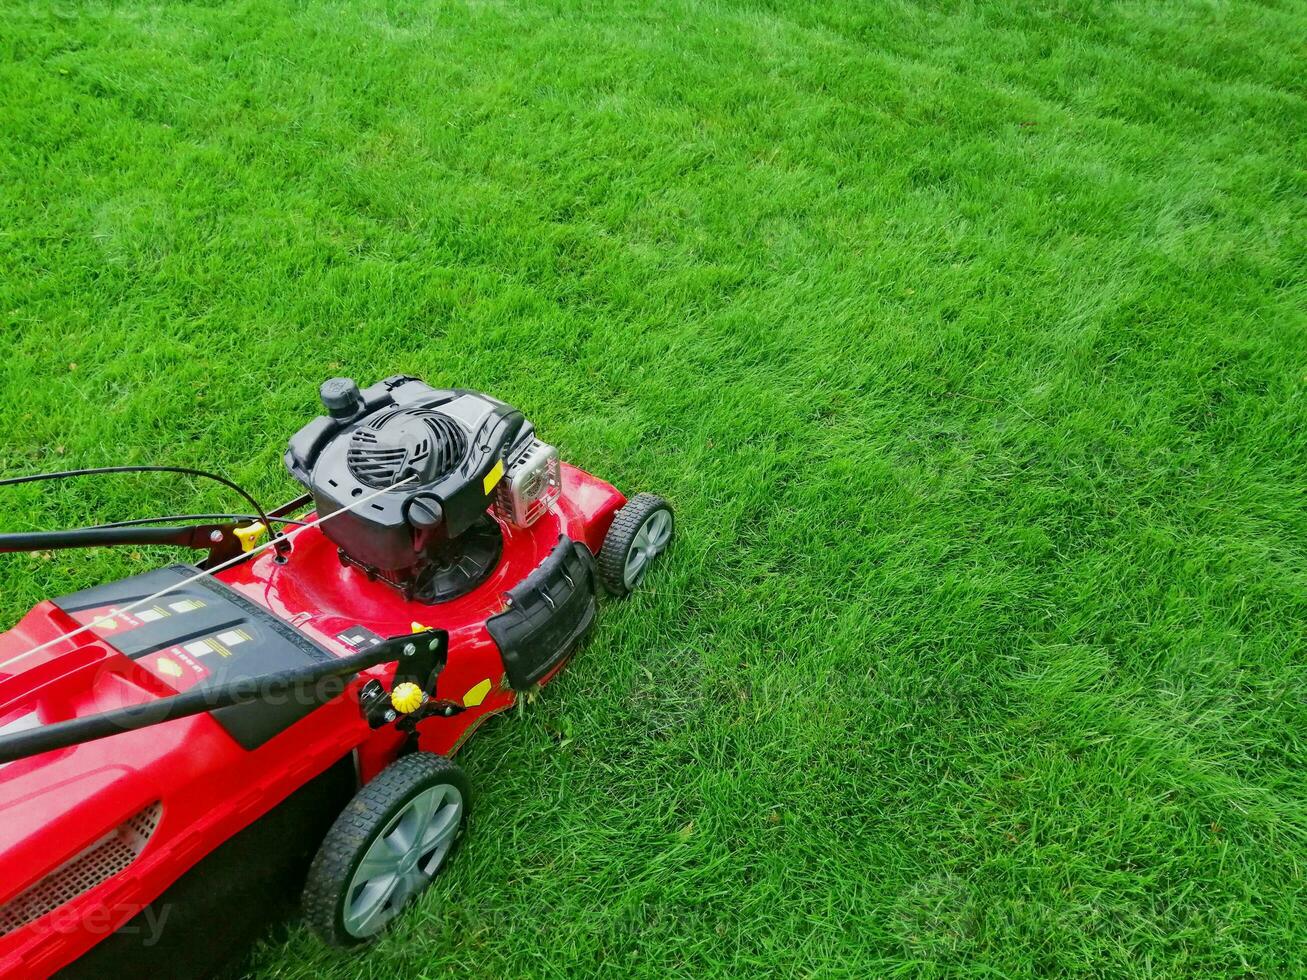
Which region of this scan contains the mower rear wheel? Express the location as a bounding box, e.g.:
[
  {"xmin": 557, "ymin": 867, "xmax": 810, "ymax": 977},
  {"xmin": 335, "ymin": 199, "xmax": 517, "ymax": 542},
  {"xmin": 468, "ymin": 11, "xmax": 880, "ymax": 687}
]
[
  {"xmin": 597, "ymin": 493, "xmax": 674, "ymax": 595},
  {"xmin": 303, "ymin": 752, "xmax": 469, "ymax": 946}
]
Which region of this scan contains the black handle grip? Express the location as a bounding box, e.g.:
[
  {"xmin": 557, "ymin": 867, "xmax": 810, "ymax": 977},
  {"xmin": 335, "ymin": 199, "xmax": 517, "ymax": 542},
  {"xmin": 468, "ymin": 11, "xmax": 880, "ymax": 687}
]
[{"xmin": 0, "ymin": 525, "xmax": 231, "ymax": 554}]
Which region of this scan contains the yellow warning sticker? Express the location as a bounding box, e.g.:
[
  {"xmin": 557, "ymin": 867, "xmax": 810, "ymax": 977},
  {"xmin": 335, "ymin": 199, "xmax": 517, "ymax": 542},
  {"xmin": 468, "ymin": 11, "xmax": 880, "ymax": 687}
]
[
  {"xmin": 482, "ymin": 459, "xmax": 505, "ymax": 495},
  {"xmin": 463, "ymin": 679, "xmax": 493, "ymax": 708}
]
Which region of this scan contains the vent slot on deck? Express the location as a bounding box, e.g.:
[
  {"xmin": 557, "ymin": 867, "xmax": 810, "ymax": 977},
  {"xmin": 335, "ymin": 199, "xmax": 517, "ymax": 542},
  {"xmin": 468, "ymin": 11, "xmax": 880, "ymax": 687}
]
[{"xmin": 0, "ymin": 801, "xmax": 161, "ymax": 936}]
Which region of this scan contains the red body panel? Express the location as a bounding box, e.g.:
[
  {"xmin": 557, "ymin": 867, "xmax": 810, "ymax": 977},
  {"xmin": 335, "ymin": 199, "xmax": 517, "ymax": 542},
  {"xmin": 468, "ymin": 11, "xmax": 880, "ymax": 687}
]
[{"xmin": 0, "ymin": 463, "xmax": 623, "ymax": 979}]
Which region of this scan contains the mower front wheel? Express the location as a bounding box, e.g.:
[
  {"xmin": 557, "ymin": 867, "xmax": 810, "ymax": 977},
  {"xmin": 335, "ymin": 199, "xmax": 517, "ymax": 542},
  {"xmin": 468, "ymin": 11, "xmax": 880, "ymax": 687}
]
[
  {"xmin": 303, "ymin": 752, "xmax": 469, "ymax": 946},
  {"xmin": 597, "ymin": 493, "xmax": 674, "ymax": 595}
]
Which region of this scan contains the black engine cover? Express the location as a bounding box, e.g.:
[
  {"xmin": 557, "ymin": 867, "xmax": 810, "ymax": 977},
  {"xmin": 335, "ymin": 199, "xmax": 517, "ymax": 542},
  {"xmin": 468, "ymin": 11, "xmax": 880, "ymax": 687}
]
[{"xmin": 285, "ymin": 376, "xmax": 528, "ymax": 576}]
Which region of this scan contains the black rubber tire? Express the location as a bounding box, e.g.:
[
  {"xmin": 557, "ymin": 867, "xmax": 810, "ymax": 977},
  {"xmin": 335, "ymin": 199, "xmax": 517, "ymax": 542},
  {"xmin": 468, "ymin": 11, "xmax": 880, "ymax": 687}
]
[
  {"xmin": 302, "ymin": 752, "xmax": 470, "ymax": 947},
  {"xmin": 597, "ymin": 493, "xmax": 674, "ymax": 596}
]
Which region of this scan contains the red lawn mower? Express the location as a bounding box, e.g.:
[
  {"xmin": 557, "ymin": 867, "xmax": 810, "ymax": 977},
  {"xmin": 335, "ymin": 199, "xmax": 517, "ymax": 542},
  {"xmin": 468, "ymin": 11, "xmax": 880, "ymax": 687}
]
[{"xmin": 0, "ymin": 376, "xmax": 674, "ymax": 978}]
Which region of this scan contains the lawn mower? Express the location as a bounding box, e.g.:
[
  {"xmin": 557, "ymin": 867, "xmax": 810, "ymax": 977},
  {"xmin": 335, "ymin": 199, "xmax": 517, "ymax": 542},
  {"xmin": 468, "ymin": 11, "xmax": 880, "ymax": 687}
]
[{"xmin": 0, "ymin": 376, "xmax": 674, "ymax": 978}]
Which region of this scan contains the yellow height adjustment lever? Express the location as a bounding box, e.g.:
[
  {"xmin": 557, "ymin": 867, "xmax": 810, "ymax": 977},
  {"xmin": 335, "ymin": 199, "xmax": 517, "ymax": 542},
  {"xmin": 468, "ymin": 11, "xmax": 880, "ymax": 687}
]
[{"xmin": 234, "ymin": 522, "xmax": 269, "ymax": 553}]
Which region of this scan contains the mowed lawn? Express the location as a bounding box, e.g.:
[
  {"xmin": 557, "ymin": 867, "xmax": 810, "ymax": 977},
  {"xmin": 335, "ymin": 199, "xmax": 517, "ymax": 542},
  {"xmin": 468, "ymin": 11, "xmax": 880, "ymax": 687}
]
[{"xmin": 1, "ymin": 0, "xmax": 1304, "ymax": 975}]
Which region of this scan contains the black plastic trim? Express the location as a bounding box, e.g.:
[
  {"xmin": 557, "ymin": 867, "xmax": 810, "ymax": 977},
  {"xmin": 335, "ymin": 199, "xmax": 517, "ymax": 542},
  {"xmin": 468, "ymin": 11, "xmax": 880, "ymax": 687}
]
[{"xmin": 486, "ymin": 536, "xmax": 597, "ymax": 691}]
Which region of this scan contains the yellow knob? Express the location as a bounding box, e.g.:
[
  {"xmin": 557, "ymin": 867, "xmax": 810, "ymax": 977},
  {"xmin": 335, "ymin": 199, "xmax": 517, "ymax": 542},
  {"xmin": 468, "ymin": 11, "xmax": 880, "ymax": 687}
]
[
  {"xmin": 390, "ymin": 682, "xmax": 425, "ymax": 715},
  {"xmin": 234, "ymin": 522, "xmax": 269, "ymax": 553}
]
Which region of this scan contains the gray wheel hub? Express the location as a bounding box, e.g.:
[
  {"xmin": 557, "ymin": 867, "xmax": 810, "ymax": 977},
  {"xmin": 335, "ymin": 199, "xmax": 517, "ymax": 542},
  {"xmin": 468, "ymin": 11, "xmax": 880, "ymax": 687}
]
[
  {"xmin": 342, "ymin": 783, "xmax": 463, "ymax": 938},
  {"xmin": 623, "ymin": 509, "xmax": 672, "ymax": 589}
]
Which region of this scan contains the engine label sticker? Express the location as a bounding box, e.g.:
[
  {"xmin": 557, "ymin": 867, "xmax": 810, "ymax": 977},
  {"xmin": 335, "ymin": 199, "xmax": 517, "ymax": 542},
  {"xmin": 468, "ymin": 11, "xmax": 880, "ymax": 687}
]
[{"xmin": 483, "ymin": 459, "xmax": 505, "ymax": 495}]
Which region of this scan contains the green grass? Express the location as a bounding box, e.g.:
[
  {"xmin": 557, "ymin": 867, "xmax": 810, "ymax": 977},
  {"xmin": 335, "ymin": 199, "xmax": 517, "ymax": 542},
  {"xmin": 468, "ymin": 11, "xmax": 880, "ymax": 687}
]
[{"xmin": 1, "ymin": 0, "xmax": 1304, "ymax": 974}]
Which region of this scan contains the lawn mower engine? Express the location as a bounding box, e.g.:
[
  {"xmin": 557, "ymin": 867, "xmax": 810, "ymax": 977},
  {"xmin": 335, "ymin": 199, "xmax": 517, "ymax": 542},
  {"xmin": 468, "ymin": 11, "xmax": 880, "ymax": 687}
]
[{"xmin": 286, "ymin": 376, "xmax": 561, "ymax": 602}]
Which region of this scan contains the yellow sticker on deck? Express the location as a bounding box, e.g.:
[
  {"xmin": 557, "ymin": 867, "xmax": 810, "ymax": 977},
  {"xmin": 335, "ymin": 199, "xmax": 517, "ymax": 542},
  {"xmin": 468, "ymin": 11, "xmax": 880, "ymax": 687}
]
[
  {"xmin": 463, "ymin": 679, "xmax": 493, "ymax": 708},
  {"xmin": 482, "ymin": 460, "xmax": 505, "ymax": 495}
]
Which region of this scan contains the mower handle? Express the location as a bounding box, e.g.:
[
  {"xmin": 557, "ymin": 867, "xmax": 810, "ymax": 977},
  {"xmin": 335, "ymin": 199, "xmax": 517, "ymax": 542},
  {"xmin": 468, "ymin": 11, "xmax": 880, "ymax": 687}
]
[
  {"xmin": 0, "ymin": 495, "xmax": 312, "ymax": 565},
  {"xmin": 0, "ymin": 525, "xmax": 237, "ymax": 555}
]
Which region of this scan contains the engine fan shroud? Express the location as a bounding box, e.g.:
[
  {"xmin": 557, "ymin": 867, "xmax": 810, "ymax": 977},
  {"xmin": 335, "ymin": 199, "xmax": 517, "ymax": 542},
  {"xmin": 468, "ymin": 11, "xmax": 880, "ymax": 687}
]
[{"xmin": 345, "ymin": 409, "xmax": 468, "ymax": 489}]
